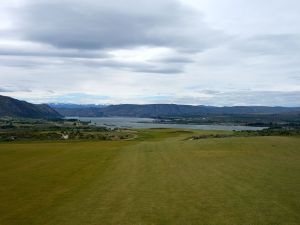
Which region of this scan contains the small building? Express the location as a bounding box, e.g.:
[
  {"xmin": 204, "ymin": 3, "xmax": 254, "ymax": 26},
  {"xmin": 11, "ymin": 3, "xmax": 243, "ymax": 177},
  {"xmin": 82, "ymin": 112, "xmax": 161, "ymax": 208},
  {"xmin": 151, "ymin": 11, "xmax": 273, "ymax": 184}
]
[{"xmin": 62, "ymin": 134, "xmax": 69, "ymax": 140}]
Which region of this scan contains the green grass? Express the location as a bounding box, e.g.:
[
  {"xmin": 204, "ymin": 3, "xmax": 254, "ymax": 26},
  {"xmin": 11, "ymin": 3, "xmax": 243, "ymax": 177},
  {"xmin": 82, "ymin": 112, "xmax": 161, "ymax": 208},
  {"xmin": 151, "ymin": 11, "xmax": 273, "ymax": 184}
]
[{"xmin": 0, "ymin": 129, "xmax": 299, "ymax": 225}]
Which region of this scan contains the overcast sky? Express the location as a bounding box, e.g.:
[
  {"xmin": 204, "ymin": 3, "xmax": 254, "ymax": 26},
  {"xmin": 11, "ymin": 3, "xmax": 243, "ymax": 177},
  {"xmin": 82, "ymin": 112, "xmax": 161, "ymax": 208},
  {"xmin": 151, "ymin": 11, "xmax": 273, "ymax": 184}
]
[{"xmin": 0, "ymin": 0, "xmax": 299, "ymax": 106}]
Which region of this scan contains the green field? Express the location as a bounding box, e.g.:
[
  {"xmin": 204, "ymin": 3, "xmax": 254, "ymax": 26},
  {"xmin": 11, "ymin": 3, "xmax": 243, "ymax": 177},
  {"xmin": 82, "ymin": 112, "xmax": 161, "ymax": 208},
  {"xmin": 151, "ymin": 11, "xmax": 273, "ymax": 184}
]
[{"xmin": 0, "ymin": 129, "xmax": 299, "ymax": 225}]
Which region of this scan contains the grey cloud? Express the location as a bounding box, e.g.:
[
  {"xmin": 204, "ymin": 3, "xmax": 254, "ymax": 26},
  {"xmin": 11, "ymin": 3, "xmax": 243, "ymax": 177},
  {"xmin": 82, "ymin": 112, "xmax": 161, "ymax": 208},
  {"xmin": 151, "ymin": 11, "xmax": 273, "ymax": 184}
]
[
  {"xmin": 0, "ymin": 47, "xmax": 188, "ymax": 75},
  {"xmin": 74, "ymin": 58, "xmax": 184, "ymax": 74},
  {"xmin": 0, "ymin": 87, "xmax": 13, "ymax": 92},
  {"xmin": 291, "ymin": 75, "xmax": 300, "ymax": 81},
  {"xmin": 151, "ymin": 56, "xmax": 194, "ymax": 64},
  {"xmin": 0, "ymin": 54, "xmax": 183, "ymax": 74},
  {"xmin": 133, "ymin": 67, "xmax": 183, "ymax": 74},
  {"xmin": 0, "ymin": 57, "xmax": 39, "ymax": 68},
  {"xmin": 0, "ymin": 47, "xmax": 110, "ymax": 59},
  {"xmin": 199, "ymin": 90, "xmax": 220, "ymax": 95},
  {"xmin": 1, "ymin": 0, "xmax": 225, "ymax": 75},
  {"xmin": 0, "ymin": 56, "xmax": 59, "ymax": 68},
  {"xmin": 163, "ymin": 91, "xmax": 300, "ymax": 106},
  {"xmin": 208, "ymin": 91, "xmax": 300, "ymax": 106},
  {"xmin": 0, "ymin": 86, "xmax": 32, "ymax": 93},
  {"xmin": 17, "ymin": 0, "xmax": 226, "ymax": 52},
  {"xmin": 235, "ymin": 34, "xmax": 300, "ymax": 55},
  {"xmin": 184, "ymin": 86, "xmax": 221, "ymax": 95}
]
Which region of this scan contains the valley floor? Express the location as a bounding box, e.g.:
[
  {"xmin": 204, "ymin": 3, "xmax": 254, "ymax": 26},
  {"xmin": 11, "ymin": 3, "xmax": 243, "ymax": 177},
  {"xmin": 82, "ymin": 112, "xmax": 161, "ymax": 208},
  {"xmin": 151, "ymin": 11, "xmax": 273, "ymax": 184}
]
[{"xmin": 0, "ymin": 129, "xmax": 299, "ymax": 225}]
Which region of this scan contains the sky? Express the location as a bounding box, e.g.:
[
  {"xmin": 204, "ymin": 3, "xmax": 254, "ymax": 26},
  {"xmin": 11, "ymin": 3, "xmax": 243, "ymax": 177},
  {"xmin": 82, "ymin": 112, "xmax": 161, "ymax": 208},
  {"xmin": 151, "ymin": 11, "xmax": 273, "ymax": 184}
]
[{"xmin": 0, "ymin": 0, "xmax": 299, "ymax": 106}]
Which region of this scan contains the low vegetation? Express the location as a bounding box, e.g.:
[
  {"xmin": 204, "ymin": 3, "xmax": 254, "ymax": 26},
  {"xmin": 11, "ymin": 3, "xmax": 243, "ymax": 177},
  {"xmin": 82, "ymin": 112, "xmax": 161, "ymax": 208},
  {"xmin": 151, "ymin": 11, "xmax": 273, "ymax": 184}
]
[
  {"xmin": 0, "ymin": 118, "xmax": 136, "ymax": 142},
  {"xmin": 190, "ymin": 126, "xmax": 300, "ymax": 140}
]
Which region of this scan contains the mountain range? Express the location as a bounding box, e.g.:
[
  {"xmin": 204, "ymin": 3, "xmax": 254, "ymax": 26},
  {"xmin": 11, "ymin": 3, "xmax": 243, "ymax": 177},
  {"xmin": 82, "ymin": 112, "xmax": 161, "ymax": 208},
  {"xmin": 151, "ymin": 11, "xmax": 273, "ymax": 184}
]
[{"xmin": 53, "ymin": 104, "xmax": 300, "ymax": 118}]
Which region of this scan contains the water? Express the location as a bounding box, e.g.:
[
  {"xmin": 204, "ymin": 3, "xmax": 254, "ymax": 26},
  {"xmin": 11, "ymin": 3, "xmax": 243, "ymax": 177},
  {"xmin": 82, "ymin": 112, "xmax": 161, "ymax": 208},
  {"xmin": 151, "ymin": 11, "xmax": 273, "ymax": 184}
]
[{"xmin": 68, "ymin": 117, "xmax": 267, "ymax": 131}]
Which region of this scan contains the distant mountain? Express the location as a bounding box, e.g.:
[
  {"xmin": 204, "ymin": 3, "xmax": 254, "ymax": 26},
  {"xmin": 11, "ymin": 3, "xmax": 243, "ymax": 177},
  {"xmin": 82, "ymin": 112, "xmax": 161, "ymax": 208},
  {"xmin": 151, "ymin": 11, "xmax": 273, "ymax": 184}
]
[
  {"xmin": 0, "ymin": 95, "xmax": 62, "ymax": 118},
  {"xmin": 48, "ymin": 103, "xmax": 108, "ymax": 109},
  {"xmin": 52, "ymin": 104, "xmax": 300, "ymax": 118}
]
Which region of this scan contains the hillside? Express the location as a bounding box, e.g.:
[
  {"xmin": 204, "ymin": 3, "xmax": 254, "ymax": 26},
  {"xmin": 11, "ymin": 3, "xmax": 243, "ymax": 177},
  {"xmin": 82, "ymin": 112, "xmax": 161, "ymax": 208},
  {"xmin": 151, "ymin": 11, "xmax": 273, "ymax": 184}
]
[
  {"xmin": 53, "ymin": 104, "xmax": 300, "ymax": 118},
  {"xmin": 0, "ymin": 95, "xmax": 62, "ymax": 118}
]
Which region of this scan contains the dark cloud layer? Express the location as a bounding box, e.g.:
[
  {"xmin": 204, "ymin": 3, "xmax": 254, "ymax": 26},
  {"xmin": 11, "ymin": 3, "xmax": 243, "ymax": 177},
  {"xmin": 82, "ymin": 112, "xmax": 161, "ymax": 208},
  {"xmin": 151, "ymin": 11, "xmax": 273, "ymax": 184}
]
[
  {"xmin": 17, "ymin": 0, "xmax": 226, "ymax": 52},
  {"xmin": 0, "ymin": 0, "xmax": 217, "ymax": 74}
]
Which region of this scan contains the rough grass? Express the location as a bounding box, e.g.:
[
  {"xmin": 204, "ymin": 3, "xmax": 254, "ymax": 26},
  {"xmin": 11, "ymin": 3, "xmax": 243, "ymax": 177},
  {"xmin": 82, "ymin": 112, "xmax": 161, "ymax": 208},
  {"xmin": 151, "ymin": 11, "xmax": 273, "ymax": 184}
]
[{"xmin": 0, "ymin": 129, "xmax": 299, "ymax": 225}]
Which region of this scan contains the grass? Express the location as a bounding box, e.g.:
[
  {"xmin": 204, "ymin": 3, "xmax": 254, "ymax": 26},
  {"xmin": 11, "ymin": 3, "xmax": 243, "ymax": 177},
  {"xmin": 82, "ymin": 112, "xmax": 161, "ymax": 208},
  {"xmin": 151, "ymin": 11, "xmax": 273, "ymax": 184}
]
[{"xmin": 0, "ymin": 129, "xmax": 299, "ymax": 225}]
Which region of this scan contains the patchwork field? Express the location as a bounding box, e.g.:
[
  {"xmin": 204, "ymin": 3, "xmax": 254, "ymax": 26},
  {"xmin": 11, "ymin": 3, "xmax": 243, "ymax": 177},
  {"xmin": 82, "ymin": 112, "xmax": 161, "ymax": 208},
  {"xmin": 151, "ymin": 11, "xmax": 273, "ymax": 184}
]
[{"xmin": 0, "ymin": 129, "xmax": 299, "ymax": 225}]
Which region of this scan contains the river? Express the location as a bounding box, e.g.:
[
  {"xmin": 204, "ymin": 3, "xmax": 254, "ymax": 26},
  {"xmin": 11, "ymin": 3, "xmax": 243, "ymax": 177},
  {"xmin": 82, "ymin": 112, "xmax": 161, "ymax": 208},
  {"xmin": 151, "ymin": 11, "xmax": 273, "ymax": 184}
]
[{"xmin": 68, "ymin": 117, "xmax": 267, "ymax": 131}]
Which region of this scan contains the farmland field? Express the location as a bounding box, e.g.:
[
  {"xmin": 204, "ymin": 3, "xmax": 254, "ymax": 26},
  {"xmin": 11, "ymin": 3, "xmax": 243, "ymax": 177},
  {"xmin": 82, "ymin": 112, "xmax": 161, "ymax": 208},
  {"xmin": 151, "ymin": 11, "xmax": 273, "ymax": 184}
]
[{"xmin": 0, "ymin": 129, "xmax": 299, "ymax": 225}]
